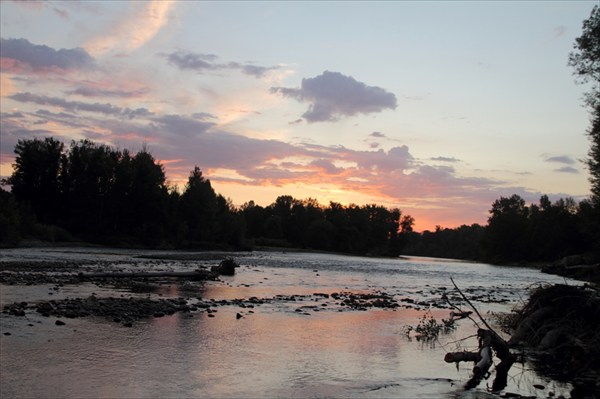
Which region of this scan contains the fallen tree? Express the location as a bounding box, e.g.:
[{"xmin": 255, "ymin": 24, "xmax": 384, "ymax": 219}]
[
  {"xmin": 443, "ymin": 281, "xmax": 600, "ymax": 397},
  {"xmin": 443, "ymin": 278, "xmax": 515, "ymax": 392},
  {"xmin": 445, "ymin": 328, "xmax": 515, "ymax": 391}
]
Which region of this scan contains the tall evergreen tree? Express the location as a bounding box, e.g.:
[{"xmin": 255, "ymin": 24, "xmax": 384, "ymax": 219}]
[
  {"xmin": 179, "ymin": 166, "xmax": 217, "ymax": 245},
  {"xmin": 587, "ymin": 102, "xmax": 600, "ymax": 205},
  {"xmin": 568, "ymin": 5, "xmax": 600, "ymax": 203},
  {"xmin": 127, "ymin": 149, "xmax": 169, "ymax": 245},
  {"xmin": 7, "ymin": 137, "xmax": 65, "ymax": 224},
  {"xmin": 569, "ymin": 5, "xmax": 600, "ymax": 255},
  {"xmin": 62, "ymin": 140, "xmax": 119, "ymax": 234}
]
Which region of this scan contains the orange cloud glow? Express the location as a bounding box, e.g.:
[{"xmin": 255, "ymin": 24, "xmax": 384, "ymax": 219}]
[
  {"xmin": 0, "ymin": 158, "xmax": 15, "ymax": 179},
  {"xmin": 0, "ymin": 73, "xmax": 16, "ymax": 97},
  {"xmin": 0, "ymin": 58, "xmax": 24, "ymax": 74}
]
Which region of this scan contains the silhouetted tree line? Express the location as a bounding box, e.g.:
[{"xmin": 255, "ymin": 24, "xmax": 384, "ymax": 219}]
[
  {"xmin": 403, "ymin": 194, "xmax": 598, "ymax": 263},
  {"xmin": 0, "ymin": 137, "xmax": 410, "ymax": 256},
  {"xmin": 2, "ymin": 137, "xmax": 598, "ymax": 262},
  {"xmin": 240, "ymin": 196, "xmax": 412, "ymax": 256},
  {"xmin": 0, "ymin": 138, "xmax": 242, "ymax": 248}
]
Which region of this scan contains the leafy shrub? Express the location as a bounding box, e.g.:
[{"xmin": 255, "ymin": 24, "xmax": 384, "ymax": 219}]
[{"xmin": 404, "ymin": 311, "xmax": 456, "ymax": 341}]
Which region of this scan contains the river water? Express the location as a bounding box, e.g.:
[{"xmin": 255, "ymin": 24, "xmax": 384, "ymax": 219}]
[{"xmin": 0, "ymin": 247, "xmax": 576, "ymax": 398}]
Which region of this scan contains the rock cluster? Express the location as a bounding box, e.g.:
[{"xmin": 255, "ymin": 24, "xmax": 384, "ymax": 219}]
[
  {"xmin": 3, "ymin": 296, "xmax": 193, "ymax": 327},
  {"xmin": 210, "ymin": 257, "xmax": 239, "ymax": 276},
  {"xmin": 333, "ymin": 291, "xmax": 399, "ymax": 310},
  {"xmin": 2, "ymin": 287, "xmax": 408, "ymax": 328}
]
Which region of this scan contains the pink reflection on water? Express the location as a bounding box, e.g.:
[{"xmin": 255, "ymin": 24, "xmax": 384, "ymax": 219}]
[{"xmin": 0, "ymin": 248, "xmax": 576, "ymax": 399}]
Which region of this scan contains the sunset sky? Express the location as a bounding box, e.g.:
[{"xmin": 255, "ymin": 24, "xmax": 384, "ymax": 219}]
[{"xmin": 0, "ymin": 1, "xmax": 597, "ymax": 231}]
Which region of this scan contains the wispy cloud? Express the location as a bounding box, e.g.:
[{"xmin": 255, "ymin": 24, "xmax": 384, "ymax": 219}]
[
  {"xmin": 271, "ymin": 71, "xmax": 398, "ymax": 123},
  {"xmin": 545, "ymin": 155, "xmax": 576, "ymax": 164},
  {"xmin": 165, "ymin": 50, "xmax": 281, "ymax": 78},
  {"xmin": 84, "ymin": 1, "xmax": 175, "ymax": 56},
  {"xmin": 431, "ymin": 156, "xmax": 461, "ymax": 163},
  {"xmin": 65, "ymin": 86, "xmax": 150, "ymax": 99},
  {"xmin": 555, "ymin": 166, "xmax": 579, "ymax": 174},
  {"xmin": 9, "ymin": 92, "xmax": 152, "ymax": 119}
]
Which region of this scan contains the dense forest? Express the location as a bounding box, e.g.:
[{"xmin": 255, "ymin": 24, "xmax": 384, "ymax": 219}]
[
  {"xmin": 1, "ymin": 136, "xmax": 598, "ymax": 264},
  {"xmin": 0, "ymin": 137, "xmax": 410, "ymax": 256}
]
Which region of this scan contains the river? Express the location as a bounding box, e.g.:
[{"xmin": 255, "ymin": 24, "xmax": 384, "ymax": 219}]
[{"xmin": 0, "ymin": 247, "xmax": 575, "ymax": 398}]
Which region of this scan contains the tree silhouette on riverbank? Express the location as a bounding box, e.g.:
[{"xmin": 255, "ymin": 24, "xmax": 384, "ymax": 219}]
[
  {"xmin": 1, "ymin": 136, "xmax": 597, "ymax": 263},
  {"xmin": 1, "ymin": 137, "xmax": 408, "ymax": 256},
  {"xmin": 402, "ymin": 194, "xmax": 595, "ymax": 263}
]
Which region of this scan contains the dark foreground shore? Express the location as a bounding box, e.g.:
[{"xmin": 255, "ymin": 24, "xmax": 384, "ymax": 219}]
[{"xmin": 506, "ymin": 284, "xmax": 600, "ymax": 398}]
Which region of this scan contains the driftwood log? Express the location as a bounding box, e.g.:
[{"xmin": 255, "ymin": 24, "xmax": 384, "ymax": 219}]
[
  {"xmin": 445, "ymin": 279, "xmax": 516, "ymax": 392},
  {"xmin": 445, "ymin": 329, "xmax": 515, "ymax": 391}
]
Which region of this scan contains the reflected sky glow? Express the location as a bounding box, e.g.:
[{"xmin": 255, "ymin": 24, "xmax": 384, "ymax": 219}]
[{"xmin": 0, "ymin": 249, "xmax": 576, "ymax": 398}]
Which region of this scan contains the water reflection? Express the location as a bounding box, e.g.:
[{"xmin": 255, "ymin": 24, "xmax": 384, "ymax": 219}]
[{"xmin": 1, "ymin": 249, "xmax": 575, "ymax": 398}]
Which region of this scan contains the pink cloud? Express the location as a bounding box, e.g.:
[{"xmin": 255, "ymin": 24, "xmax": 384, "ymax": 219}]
[
  {"xmin": 84, "ymin": 1, "xmax": 175, "ymax": 56},
  {"xmin": 3, "ymin": 88, "xmax": 548, "ymax": 231}
]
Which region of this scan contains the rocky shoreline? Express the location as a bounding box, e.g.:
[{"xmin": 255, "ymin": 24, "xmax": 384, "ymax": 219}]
[
  {"xmin": 1, "ymin": 257, "xmax": 416, "ymax": 330},
  {"xmin": 2, "ymin": 289, "xmax": 406, "ymax": 329},
  {"xmin": 1, "ymin": 255, "xmax": 516, "ymax": 331}
]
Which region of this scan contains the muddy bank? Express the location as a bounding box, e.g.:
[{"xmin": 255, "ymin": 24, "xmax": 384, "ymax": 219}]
[
  {"xmin": 542, "ymin": 263, "xmax": 600, "ymax": 284},
  {"xmin": 539, "ymin": 253, "xmax": 600, "ymax": 284}
]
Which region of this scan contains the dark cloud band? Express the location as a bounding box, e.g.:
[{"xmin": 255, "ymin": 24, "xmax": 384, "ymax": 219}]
[{"xmin": 1, "ymin": 38, "xmax": 93, "ymax": 70}]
